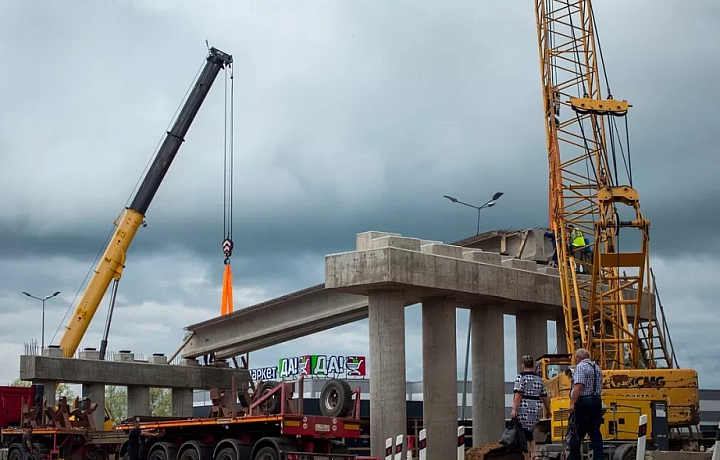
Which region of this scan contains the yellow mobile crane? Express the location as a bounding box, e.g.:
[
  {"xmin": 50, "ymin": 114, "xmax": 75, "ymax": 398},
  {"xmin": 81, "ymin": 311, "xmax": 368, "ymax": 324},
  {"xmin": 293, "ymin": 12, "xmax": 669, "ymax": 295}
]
[
  {"xmin": 56, "ymin": 47, "xmax": 232, "ymax": 361},
  {"xmin": 532, "ymin": 0, "xmax": 700, "ymax": 452},
  {"xmin": 45, "ymin": 47, "xmax": 232, "ymax": 430},
  {"xmin": 39, "ymin": 47, "xmax": 233, "ymax": 432}
]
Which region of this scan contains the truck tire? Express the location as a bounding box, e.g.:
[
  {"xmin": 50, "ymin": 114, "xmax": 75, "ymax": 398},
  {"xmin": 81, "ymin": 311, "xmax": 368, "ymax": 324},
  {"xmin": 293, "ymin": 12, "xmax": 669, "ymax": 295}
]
[
  {"xmin": 8, "ymin": 445, "xmax": 22, "ymax": 460},
  {"xmin": 179, "ymin": 449, "xmax": 199, "ymax": 460},
  {"xmin": 215, "ymin": 447, "xmax": 237, "ymax": 460},
  {"xmin": 319, "ymin": 379, "xmax": 352, "ymax": 418},
  {"xmin": 330, "ymin": 440, "xmax": 350, "ymax": 454},
  {"xmin": 612, "ymin": 444, "xmax": 636, "ymax": 460},
  {"xmin": 257, "ymin": 381, "xmax": 281, "ymax": 415},
  {"xmin": 253, "ymin": 447, "xmax": 278, "ymax": 460}
]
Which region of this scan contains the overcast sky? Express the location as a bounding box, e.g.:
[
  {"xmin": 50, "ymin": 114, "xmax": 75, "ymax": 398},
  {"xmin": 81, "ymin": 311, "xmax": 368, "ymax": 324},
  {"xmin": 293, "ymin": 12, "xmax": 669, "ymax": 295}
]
[{"xmin": 1, "ymin": 0, "xmax": 719, "ymax": 391}]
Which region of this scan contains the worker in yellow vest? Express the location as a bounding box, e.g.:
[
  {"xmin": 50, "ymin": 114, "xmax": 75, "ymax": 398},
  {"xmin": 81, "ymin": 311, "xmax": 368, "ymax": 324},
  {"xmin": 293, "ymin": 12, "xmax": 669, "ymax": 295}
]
[{"xmin": 569, "ymin": 226, "xmax": 586, "ymax": 273}]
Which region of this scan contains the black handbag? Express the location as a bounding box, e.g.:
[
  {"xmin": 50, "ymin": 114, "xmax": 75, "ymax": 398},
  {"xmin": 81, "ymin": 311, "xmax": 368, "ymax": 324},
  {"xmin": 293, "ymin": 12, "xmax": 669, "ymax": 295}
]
[
  {"xmin": 500, "ymin": 417, "xmax": 528, "ymax": 452},
  {"xmin": 565, "ymin": 412, "xmax": 581, "ymax": 452}
]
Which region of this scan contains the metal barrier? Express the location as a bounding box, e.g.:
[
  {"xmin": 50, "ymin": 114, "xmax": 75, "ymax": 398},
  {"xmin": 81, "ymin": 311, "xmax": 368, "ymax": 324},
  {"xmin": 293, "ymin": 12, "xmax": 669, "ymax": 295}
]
[
  {"xmin": 636, "ymin": 414, "xmax": 647, "ymax": 460},
  {"xmin": 384, "ymin": 428, "xmax": 465, "ymax": 460}
]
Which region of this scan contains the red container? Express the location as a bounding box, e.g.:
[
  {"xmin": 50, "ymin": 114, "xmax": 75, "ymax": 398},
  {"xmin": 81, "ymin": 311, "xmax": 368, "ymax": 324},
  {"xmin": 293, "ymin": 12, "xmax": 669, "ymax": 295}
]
[{"xmin": 0, "ymin": 386, "xmax": 33, "ymax": 429}]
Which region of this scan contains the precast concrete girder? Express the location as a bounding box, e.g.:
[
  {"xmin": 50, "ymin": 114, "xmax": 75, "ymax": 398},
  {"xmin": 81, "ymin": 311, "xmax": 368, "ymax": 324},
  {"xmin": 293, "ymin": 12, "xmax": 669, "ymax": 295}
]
[{"xmin": 183, "ymin": 285, "xmax": 370, "ymax": 359}]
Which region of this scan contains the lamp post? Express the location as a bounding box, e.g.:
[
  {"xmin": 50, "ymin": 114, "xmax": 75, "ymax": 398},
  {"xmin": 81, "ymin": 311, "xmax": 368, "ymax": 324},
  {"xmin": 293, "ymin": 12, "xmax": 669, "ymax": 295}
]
[
  {"xmin": 22, "ymin": 291, "xmax": 61, "ymax": 350},
  {"xmin": 444, "ymin": 191, "xmax": 504, "ymax": 235},
  {"xmin": 443, "ymin": 191, "xmax": 503, "ymax": 420}
]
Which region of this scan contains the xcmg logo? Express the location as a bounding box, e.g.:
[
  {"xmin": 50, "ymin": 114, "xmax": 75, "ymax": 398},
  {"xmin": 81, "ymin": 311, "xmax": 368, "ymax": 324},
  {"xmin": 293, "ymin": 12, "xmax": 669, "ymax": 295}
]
[{"xmin": 605, "ymin": 375, "xmax": 666, "ymax": 389}]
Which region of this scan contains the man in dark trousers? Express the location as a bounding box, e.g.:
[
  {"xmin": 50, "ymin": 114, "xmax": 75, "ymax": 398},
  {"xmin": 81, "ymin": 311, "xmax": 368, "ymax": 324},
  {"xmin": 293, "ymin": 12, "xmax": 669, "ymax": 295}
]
[
  {"xmin": 127, "ymin": 419, "xmax": 142, "ymax": 460},
  {"xmin": 21, "ymin": 427, "xmax": 33, "ymax": 460},
  {"xmin": 568, "ymin": 348, "xmax": 604, "ymax": 460}
]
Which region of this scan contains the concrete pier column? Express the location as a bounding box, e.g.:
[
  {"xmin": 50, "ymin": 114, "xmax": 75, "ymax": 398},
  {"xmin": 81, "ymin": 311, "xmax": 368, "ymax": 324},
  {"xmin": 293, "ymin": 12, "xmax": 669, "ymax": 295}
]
[
  {"xmin": 172, "ymin": 388, "xmax": 194, "ymax": 417},
  {"xmin": 556, "ymin": 316, "xmax": 568, "ymax": 354},
  {"xmin": 471, "ymin": 304, "xmax": 505, "ymax": 446},
  {"xmin": 368, "ymin": 289, "xmax": 407, "ymax": 460},
  {"xmin": 127, "ymin": 386, "xmax": 151, "ymax": 417},
  {"xmin": 81, "ymin": 384, "xmax": 105, "ymax": 430},
  {"xmin": 421, "ymin": 297, "xmax": 457, "ymax": 459},
  {"xmin": 516, "ymin": 312, "xmax": 548, "ymax": 370},
  {"xmin": 33, "ymin": 380, "xmax": 57, "ymax": 409}
]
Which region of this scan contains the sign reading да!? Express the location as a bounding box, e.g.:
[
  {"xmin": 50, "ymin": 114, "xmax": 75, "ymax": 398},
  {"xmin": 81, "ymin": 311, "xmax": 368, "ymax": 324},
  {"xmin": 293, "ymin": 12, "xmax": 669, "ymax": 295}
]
[{"xmin": 249, "ymin": 355, "xmax": 366, "ymax": 382}]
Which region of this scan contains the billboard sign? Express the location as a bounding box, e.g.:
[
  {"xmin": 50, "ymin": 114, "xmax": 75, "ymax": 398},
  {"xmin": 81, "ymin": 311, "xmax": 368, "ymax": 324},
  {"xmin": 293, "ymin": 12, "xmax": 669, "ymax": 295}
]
[{"xmin": 249, "ymin": 354, "xmax": 366, "ymax": 381}]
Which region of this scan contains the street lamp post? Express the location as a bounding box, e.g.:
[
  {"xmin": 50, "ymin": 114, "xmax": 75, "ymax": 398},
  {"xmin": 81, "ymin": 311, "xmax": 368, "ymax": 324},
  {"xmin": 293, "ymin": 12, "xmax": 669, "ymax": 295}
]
[
  {"xmin": 443, "ymin": 191, "xmax": 503, "ymax": 420},
  {"xmin": 444, "ymin": 191, "xmax": 504, "ymax": 235},
  {"xmin": 22, "ymin": 291, "xmax": 61, "ymax": 350}
]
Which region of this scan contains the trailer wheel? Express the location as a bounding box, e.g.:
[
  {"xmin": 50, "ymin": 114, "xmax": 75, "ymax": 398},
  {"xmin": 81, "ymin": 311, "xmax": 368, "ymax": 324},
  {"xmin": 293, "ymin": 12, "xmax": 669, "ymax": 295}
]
[
  {"xmin": 319, "ymin": 379, "xmax": 352, "ymax": 417},
  {"xmin": 178, "ymin": 448, "xmax": 199, "ymax": 460},
  {"xmin": 257, "ymin": 381, "xmax": 281, "ymax": 415},
  {"xmin": 215, "ymin": 446, "xmax": 237, "ymax": 460},
  {"xmin": 8, "ymin": 445, "xmax": 22, "ymax": 460},
  {"xmin": 330, "ymin": 440, "xmax": 350, "ymax": 454},
  {"xmin": 149, "ymin": 450, "xmax": 169, "ymax": 460},
  {"xmin": 253, "ymin": 446, "xmax": 278, "ymax": 460}
]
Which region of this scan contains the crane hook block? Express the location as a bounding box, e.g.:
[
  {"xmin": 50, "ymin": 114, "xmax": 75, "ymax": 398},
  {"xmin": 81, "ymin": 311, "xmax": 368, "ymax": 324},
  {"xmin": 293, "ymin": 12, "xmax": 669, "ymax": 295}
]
[{"xmin": 222, "ymin": 239, "xmax": 234, "ymax": 259}]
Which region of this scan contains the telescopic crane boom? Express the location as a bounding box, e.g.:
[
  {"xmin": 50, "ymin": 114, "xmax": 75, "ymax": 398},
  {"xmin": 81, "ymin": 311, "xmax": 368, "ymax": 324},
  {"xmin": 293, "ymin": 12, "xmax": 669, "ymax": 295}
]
[{"xmin": 58, "ymin": 47, "xmax": 233, "ymax": 358}]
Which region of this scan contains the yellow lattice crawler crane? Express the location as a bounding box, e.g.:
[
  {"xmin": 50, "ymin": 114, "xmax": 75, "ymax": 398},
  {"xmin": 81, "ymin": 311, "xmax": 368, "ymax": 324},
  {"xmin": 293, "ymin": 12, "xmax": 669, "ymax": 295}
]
[{"xmin": 532, "ymin": 0, "xmax": 700, "ymax": 453}]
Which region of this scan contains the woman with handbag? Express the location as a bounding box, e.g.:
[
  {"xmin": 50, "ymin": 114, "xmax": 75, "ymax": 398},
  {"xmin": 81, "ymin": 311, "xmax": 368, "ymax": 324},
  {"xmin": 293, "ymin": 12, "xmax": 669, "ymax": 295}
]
[{"xmin": 511, "ymin": 355, "xmax": 552, "ymax": 460}]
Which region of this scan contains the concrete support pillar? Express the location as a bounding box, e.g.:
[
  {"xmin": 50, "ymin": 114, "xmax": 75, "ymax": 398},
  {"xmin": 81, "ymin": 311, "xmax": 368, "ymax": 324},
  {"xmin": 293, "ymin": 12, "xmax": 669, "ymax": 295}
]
[
  {"xmin": 516, "ymin": 312, "xmax": 548, "ymax": 370},
  {"xmin": 421, "ymin": 297, "xmax": 457, "ymax": 459},
  {"xmin": 34, "ymin": 380, "xmax": 57, "ymax": 409},
  {"xmin": 172, "ymin": 388, "xmax": 194, "ymax": 417},
  {"xmin": 81, "ymin": 384, "xmax": 105, "ymax": 430},
  {"xmin": 471, "ymin": 305, "xmax": 505, "ymax": 446},
  {"xmin": 368, "ymin": 290, "xmax": 407, "ymax": 460},
  {"xmin": 556, "ymin": 317, "xmax": 568, "ymax": 354},
  {"xmin": 127, "ymin": 386, "xmax": 151, "ymax": 417}
]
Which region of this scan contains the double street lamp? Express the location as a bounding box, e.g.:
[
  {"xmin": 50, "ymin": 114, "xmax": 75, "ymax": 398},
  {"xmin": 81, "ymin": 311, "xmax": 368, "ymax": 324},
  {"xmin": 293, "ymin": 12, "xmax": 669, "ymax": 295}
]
[
  {"xmin": 444, "ymin": 191, "xmax": 504, "ymax": 236},
  {"xmin": 443, "ymin": 191, "xmax": 504, "ymax": 420},
  {"xmin": 22, "ymin": 291, "xmax": 61, "ymax": 350}
]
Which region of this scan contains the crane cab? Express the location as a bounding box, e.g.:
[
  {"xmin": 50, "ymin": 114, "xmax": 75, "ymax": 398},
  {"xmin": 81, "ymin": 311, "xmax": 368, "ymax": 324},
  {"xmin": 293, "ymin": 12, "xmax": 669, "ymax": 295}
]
[{"xmin": 535, "ymin": 353, "xmax": 574, "ymax": 399}]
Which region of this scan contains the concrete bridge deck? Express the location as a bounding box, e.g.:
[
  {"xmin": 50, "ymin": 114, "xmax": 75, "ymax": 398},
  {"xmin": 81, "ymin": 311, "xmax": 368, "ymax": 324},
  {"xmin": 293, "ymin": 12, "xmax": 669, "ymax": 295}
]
[
  {"xmin": 182, "ymin": 230, "xmax": 654, "ymax": 459},
  {"xmin": 183, "ymin": 231, "xmax": 651, "ymax": 360}
]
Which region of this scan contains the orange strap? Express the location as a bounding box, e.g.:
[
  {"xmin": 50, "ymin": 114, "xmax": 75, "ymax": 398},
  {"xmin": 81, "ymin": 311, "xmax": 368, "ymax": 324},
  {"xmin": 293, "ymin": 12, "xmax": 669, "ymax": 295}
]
[{"xmin": 220, "ymin": 263, "xmax": 234, "ymax": 315}]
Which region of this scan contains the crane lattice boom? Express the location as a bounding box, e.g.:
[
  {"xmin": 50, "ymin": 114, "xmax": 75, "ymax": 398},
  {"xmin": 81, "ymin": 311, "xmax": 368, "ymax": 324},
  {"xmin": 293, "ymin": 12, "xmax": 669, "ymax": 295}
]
[{"xmin": 534, "ymin": 0, "xmax": 673, "ymax": 370}]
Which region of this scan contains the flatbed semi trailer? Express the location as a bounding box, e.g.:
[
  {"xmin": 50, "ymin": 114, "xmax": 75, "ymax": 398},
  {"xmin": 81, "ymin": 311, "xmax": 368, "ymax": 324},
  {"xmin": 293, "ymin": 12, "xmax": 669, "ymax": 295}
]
[{"xmin": 1, "ymin": 379, "xmax": 378, "ymax": 460}]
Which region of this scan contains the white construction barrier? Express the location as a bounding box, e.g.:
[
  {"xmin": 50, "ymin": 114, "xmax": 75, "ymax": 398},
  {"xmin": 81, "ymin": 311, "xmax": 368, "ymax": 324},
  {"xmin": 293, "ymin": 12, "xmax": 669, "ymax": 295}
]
[
  {"xmin": 385, "ymin": 437, "xmax": 393, "ymax": 460},
  {"xmin": 418, "ymin": 429, "xmax": 427, "ymax": 460},
  {"xmin": 394, "ymin": 434, "xmax": 404, "ymax": 460},
  {"xmin": 636, "ymin": 414, "xmax": 647, "ymax": 460},
  {"xmin": 711, "ymin": 419, "xmax": 720, "ymax": 460},
  {"xmin": 457, "ymin": 426, "xmax": 466, "ymax": 460},
  {"xmin": 384, "ymin": 434, "xmax": 406, "ymax": 460},
  {"xmin": 389, "ymin": 428, "xmax": 461, "ymax": 460}
]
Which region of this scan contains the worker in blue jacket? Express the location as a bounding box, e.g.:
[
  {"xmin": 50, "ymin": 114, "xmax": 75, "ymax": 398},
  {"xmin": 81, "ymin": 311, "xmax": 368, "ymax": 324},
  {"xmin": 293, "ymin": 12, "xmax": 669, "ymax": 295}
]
[{"xmin": 544, "ymin": 231, "xmax": 558, "ymax": 267}]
